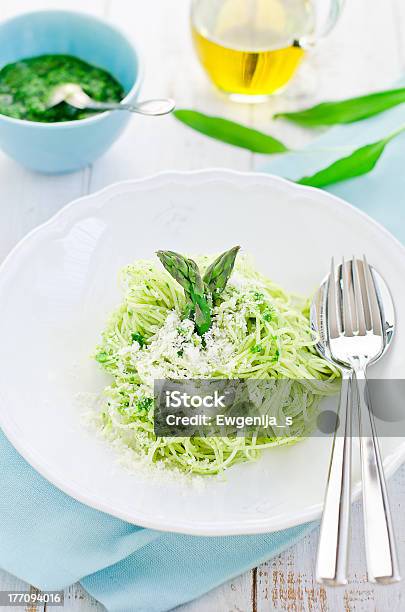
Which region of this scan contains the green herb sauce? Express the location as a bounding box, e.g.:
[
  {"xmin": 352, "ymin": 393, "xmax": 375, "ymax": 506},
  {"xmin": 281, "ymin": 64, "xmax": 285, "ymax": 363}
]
[{"xmin": 0, "ymin": 54, "xmax": 124, "ymax": 122}]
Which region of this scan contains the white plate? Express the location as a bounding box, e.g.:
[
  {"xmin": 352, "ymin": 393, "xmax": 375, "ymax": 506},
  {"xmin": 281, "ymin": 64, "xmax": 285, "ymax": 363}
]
[{"xmin": 1, "ymin": 170, "xmax": 405, "ymax": 536}]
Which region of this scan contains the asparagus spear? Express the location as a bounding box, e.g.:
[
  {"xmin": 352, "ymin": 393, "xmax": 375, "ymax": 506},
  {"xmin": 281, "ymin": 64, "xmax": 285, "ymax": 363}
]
[
  {"xmin": 192, "ymin": 295, "xmax": 211, "ymax": 335},
  {"xmin": 157, "ymin": 250, "xmax": 211, "ymax": 335},
  {"xmin": 156, "ymin": 251, "xmax": 202, "ymax": 296},
  {"xmin": 203, "ymin": 246, "xmax": 240, "ymax": 295}
]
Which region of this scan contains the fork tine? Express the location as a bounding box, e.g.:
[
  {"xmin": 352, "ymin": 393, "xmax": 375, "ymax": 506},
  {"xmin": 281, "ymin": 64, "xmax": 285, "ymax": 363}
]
[
  {"xmin": 341, "ymin": 258, "xmax": 354, "ymax": 336},
  {"xmin": 357, "ymin": 259, "xmax": 372, "ymax": 330},
  {"xmin": 363, "ymin": 255, "xmax": 383, "ymax": 335},
  {"xmin": 327, "ymin": 257, "xmax": 341, "ymax": 339},
  {"xmin": 352, "ymin": 257, "xmax": 366, "ymax": 335}
]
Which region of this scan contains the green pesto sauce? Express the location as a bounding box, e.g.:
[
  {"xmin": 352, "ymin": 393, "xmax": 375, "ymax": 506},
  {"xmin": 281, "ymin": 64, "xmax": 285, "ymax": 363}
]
[{"xmin": 0, "ymin": 54, "xmax": 124, "ymax": 122}]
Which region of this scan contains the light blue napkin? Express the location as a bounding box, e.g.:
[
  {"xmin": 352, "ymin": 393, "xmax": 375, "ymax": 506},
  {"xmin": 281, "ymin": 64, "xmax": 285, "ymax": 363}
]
[
  {"xmin": 1, "ymin": 97, "xmax": 405, "ymax": 612},
  {"xmin": 0, "ymin": 429, "xmax": 315, "ymax": 611}
]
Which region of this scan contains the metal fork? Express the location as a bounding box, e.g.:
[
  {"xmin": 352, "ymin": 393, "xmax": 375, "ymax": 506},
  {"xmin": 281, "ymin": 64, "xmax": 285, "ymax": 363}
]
[{"xmin": 324, "ymin": 256, "xmax": 399, "ymax": 584}]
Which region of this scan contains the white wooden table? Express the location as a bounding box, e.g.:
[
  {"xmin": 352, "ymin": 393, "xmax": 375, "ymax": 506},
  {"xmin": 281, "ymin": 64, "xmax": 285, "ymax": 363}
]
[{"xmin": 1, "ymin": 1, "xmax": 405, "ymax": 610}]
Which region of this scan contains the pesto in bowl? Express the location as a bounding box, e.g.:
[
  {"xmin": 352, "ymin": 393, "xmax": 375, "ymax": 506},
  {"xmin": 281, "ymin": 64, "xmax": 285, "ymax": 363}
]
[{"xmin": 0, "ymin": 54, "xmax": 124, "ymax": 122}]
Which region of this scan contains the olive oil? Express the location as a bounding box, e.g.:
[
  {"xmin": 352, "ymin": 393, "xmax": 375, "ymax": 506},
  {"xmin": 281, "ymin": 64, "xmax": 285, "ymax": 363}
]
[{"xmin": 191, "ymin": 0, "xmax": 315, "ymax": 99}]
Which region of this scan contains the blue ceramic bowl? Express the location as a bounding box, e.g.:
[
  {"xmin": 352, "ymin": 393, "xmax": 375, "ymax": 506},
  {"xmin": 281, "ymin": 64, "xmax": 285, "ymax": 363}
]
[{"xmin": 0, "ymin": 10, "xmax": 142, "ymax": 173}]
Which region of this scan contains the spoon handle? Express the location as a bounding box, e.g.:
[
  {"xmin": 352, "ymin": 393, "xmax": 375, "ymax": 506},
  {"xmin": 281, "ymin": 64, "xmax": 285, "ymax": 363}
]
[
  {"xmin": 357, "ymin": 370, "xmax": 400, "ymax": 584},
  {"xmin": 86, "ymin": 98, "xmax": 175, "ymax": 116},
  {"xmin": 316, "ymin": 370, "xmax": 353, "ymax": 586}
]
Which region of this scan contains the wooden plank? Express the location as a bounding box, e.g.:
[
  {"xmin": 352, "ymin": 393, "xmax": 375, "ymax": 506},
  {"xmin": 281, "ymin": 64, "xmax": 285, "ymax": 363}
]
[
  {"xmin": 253, "ymin": 466, "xmax": 405, "ymax": 612},
  {"xmin": 389, "ymin": 0, "xmax": 405, "ymax": 70},
  {"xmin": 0, "ymin": 163, "xmax": 92, "ymax": 262},
  {"xmin": 0, "ymin": 570, "xmax": 105, "ymax": 611},
  {"xmin": 1, "ymin": 0, "xmax": 107, "ymax": 19},
  {"xmin": 0, "ymin": 570, "xmax": 45, "ymax": 612},
  {"xmin": 176, "ymin": 571, "xmax": 253, "ymax": 612},
  {"xmin": 0, "ymin": 568, "xmax": 31, "ymax": 594},
  {"xmin": 61, "ymin": 584, "xmax": 104, "ymax": 611}
]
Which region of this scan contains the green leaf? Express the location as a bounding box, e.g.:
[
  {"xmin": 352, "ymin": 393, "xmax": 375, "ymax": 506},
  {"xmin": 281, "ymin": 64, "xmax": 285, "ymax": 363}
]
[
  {"xmin": 297, "ymin": 136, "xmax": 392, "ymax": 188},
  {"xmin": 174, "ymin": 109, "xmax": 288, "ymax": 154},
  {"xmin": 275, "ymin": 88, "xmax": 405, "ymax": 126}
]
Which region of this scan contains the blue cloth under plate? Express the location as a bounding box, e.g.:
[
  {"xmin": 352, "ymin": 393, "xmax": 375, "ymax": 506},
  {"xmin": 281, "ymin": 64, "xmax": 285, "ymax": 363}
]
[{"xmin": 1, "ymin": 97, "xmax": 405, "ymax": 612}]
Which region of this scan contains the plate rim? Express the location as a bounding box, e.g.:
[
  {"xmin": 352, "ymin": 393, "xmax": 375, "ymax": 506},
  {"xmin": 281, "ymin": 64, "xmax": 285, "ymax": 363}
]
[{"xmin": 1, "ymin": 168, "xmax": 405, "ymax": 535}]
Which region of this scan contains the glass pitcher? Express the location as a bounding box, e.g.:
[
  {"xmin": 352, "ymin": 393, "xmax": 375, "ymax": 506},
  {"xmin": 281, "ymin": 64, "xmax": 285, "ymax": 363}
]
[{"xmin": 191, "ymin": 0, "xmax": 344, "ymax": 101}]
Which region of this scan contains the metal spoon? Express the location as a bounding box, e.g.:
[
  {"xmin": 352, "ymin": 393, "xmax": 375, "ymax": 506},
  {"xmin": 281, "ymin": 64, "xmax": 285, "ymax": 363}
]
[
  {"xmin": 311, "ymin": 273, "xmax": 354, "ymax": 586},
  {"xmin": 312, "ymin": 262, "xmax": 397, "ymax": 585},
  {"xmin": 47, "ymin": 83, "xmax": 175, "ymax": 116}
]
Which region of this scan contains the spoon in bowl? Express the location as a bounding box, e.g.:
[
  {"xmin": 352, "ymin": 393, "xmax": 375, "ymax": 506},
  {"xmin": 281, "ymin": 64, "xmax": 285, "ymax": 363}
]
[{"xmin": 47, "ymin": 83, "xmax": 175, "ymax": 116}]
